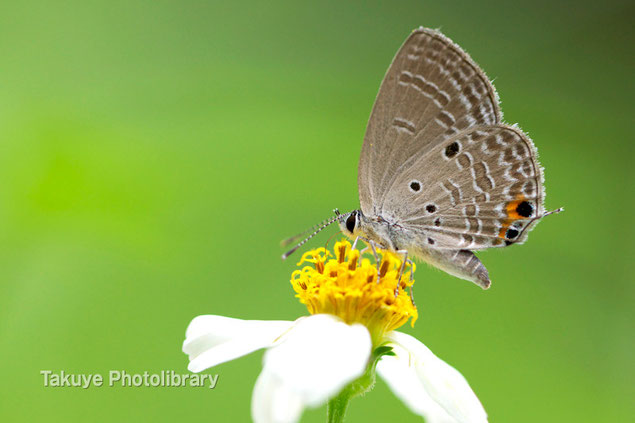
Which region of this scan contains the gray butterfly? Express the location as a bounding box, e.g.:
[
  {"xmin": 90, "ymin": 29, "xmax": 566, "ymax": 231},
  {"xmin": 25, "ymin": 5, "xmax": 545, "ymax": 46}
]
[{"xmin": 283, "ymin": 27, "xmax": 562, "ymax": 289}]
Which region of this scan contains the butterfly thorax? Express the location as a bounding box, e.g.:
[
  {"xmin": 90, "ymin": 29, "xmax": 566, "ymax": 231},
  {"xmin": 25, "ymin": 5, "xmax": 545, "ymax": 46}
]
[{"xmin": 340, "ymin": 209, "xmax": 413, "ymax": 252}]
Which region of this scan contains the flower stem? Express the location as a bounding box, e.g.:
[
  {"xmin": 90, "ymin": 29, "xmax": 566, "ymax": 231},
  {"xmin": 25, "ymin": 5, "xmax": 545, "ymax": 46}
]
[
  {"xmin": 326, "ymin": 389, "xmax": 352, "ymax": 423},
  {"xmin": 325, "ymin": 345, "xmax": 393, "ymax": 422}
]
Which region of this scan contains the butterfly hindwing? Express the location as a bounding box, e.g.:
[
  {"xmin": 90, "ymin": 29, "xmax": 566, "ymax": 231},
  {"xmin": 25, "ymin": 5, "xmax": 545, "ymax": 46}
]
[{"xmin": 386, "ymin": 125, "xmax": 545, "ymax": 250}]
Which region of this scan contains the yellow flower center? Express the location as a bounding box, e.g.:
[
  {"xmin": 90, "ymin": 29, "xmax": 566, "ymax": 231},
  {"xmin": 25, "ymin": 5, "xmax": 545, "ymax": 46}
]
[{"xmin": 291, "ymin": 239, "xmax": 418, "ymax": 346}]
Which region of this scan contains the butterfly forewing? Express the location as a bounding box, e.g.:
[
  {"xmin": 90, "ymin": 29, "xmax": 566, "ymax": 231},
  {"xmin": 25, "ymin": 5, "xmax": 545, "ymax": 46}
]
[{"xmin": 358, "ymin": 28, "xmax": 501, "ymax": 217}]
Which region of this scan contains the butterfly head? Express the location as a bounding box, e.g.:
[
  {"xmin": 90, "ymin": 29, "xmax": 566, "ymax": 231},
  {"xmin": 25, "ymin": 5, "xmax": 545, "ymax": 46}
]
[{"xmin": 338, "ymin": 209, "xmax": 362, "ymax": 238}]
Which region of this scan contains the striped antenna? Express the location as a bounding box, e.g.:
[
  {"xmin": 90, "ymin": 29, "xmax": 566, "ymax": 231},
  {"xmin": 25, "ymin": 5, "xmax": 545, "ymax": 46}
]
[
  {"xmin": 542, "ymin": 207, "xmax": 564, "ymax": 217},
  {"xmin": 518, "ymin": 207, "xmax": 565, "ymax": 240},
  {"xmin": 281, "ymin": 214, "xmax": 339, "ymax": 248},
  {"xmin": 281, "ymin": 210, "xmax": 342, "ymax": 260}
]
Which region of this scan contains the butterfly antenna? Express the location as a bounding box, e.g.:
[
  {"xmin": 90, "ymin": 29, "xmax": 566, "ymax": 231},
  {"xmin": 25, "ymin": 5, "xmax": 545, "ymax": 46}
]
[
  {"xmin": 517, "ymin": 207, "xmax": 564, "ymax": 240},
  {"xmin": 280, "ymin": 214, "xmax": 339, "ymax": 248},
  {"xmin": 542, "ymin": 207, "xmax": 564, "ymax": 217},
  {"xmin": 281, "ymin": 211, "xmax": 342, "ymax": 260}
]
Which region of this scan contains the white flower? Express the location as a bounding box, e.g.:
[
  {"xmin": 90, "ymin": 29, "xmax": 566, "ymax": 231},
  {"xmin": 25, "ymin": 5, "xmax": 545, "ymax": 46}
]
[
  {"xmin": 183, "ymin": 241, "xmax": 488, "ymax": 422},
  {"xmin": 184, "ymin": 314, "xmax": 486, "ymax": 423}
]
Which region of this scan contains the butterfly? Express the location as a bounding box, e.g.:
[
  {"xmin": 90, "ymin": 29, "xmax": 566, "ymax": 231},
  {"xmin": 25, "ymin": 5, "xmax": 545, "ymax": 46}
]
[{"xmin": 283, "ymin": 28, "xmax": 562, "ymax": 289}]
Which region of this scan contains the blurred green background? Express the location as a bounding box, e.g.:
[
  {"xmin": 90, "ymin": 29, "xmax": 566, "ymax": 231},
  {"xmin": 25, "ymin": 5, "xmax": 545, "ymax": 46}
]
[{"xmin": 1, "ymin": 0, "xmax": 633, "ymax": 421}]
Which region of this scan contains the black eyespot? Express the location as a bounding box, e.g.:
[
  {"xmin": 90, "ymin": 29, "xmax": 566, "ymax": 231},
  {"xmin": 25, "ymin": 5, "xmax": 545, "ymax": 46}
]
[
  {"xmin": 427, "ymin": 238, "xmax": 435, "ymax": 245},
  {"xmin": 434, "ymin": 218, "xmax": 441, "ymax": 227},
  {"xmin": 425, "ymin": 204, "xmax": 437, "ymax": 213},
  {"xmin": 445, "ymin": 141, "xmax": 460, "ymax": 158},
  {"xmin": 346, "ymin": 212, "xmax": 357, "ymax": 233},
  {"xmin": 505, "ymin": 228, "xmax": 519, "ymax": 239},
  {"xmin": 409, "ymin": 181, "xmax": 421, "ymax": 192},
  {"xmin": 516, "ymin": 201, "xmax": 534, "ymax": 218},
  {"xmin": 505, "ymin": 240, "xmax": 513, "ymax": 246}
]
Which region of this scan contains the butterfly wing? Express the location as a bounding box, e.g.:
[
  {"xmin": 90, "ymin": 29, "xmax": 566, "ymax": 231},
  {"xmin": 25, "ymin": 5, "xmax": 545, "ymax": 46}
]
[
  {"xmin": 387, "ymin": 124, "xmax": 545, "ymax": 250},
  {"xmin": 358, "ymin": 28, "xmax": 501, "ymax": 216}
]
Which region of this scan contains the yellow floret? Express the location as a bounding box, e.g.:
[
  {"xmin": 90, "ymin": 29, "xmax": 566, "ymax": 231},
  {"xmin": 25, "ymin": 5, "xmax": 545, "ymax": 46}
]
[{"xmin": 291, "ymin": 240, "xmax": 418, "ymax": 346}]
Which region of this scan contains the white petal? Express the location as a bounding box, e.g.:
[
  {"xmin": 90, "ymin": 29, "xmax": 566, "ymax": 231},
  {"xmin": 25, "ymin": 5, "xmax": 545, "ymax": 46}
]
[
  {"xmin": 252, "ymin": 314, "xmax": 372, "ymax": 423},
  {"xmin": 377, "ymin": 353, "xmax": 457, "ymax": 423},
  {"xmin": 183, "ymin": 315, "xmax": 293, "ymax": 373},
  {"xmin": 252, "ymin": 368, "xmax": 304, "ymax": 423},
  {"xmin": 379, "ymin": 331, "xmax": 488, "ymax": 423}
]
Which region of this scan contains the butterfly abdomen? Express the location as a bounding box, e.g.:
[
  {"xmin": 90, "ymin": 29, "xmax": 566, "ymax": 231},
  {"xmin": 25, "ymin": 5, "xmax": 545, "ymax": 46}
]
[{"xmin": 409, "ymin": 243, "xmax": 492, "ymax": 289}]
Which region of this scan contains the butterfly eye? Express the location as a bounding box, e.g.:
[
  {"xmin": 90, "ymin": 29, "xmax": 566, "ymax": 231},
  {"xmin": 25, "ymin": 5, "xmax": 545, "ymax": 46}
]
[{"xmin": 346, "ymin": 212, "xmax": 357, "ymax": 233}]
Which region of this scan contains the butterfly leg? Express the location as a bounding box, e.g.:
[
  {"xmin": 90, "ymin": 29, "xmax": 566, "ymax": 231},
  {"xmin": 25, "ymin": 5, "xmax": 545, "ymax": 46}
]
[
  {"xmin": 406, "ymin": 258, "xmax": 415, "ymax": 306},
  {"xmin": 365, "ymin": 240, "xmax": 382, "ymax": 282},
  {"xmin": 394, "ymin": 249, "xmax": 409, "ymax": 297},
  {"xmin": 351, "ymin": 236, "xmax": 360, "ymax": 251},
  {"xmin": 351, "ymin": 237, "xmax": 369, "ymax": 268},
  {"xmin": 356, "ymin": 246, "xmax": 369, "ymax": 267},
  {"xmin": 396, "ymin": 250, "xmax": 409, "ymax": 282}
]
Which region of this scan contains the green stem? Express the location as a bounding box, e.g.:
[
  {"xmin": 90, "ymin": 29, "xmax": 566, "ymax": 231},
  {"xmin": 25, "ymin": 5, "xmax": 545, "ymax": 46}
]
[
  {"xmin": 324, "ymin": 345, "xmax": 393, "ymax": 423},
  {"xmin": 326, "ymin": 389, "xmax": 352, "ymax": 423}
]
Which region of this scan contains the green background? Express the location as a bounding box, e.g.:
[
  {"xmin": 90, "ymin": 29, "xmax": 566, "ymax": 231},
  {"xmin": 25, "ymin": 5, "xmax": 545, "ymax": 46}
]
[{"xmin": 1, "ymin": 1, "xmax": 632, "ymax": 421}]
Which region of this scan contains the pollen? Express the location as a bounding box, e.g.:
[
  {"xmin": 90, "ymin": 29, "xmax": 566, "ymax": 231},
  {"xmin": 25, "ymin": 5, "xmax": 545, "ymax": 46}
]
[{"xmin": 291, "ymin": 240, "xmax": 418, "ymax": 345}]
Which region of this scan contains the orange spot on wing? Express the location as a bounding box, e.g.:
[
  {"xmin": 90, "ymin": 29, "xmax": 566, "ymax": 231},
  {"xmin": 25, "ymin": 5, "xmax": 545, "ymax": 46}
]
[
  {"xmin": 498, "ymin": 195, "xmax": 527, "ymax": 238},
  {"xmin": 506, "ymin": 196, "xmax": 527, "ymax": 220}
]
